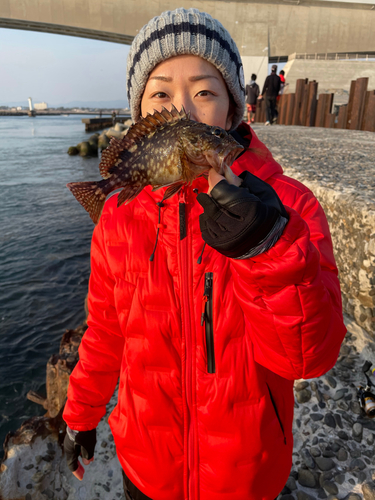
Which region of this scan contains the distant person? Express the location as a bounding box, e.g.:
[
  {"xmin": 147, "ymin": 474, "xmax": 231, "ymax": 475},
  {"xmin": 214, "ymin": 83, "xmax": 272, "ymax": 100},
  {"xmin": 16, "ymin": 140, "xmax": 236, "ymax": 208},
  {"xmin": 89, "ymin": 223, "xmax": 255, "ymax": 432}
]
[
  {"xmin": 245, "ymin": 74, "xmax": 260, "ymax": 124},
  {"xmin": 277, "ymin": 69, "xmax": 286, "ymax": 104},
  {"xmin": 259, "ymin": 64, "xmax": 281, "ymax": 125},
  {"xmin": 112, "ymin": 110, "xmax": 117, "ymax": 125}
]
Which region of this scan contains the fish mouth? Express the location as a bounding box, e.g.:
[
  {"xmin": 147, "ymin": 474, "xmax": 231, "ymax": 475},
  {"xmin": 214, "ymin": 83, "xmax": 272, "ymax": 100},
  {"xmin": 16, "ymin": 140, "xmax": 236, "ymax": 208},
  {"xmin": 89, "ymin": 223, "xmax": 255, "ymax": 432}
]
[{"xmin": 203, "ymin": 144, "xmax": 244, "ymax": 174}]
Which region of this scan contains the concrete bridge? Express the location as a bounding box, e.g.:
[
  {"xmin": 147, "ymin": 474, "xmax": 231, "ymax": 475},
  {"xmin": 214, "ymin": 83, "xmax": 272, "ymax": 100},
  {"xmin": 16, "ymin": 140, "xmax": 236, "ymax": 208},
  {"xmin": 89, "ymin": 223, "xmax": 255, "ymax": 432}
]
[{"xmin": 1, "ymin": 0, "xmax": 375, "ymax": 91}]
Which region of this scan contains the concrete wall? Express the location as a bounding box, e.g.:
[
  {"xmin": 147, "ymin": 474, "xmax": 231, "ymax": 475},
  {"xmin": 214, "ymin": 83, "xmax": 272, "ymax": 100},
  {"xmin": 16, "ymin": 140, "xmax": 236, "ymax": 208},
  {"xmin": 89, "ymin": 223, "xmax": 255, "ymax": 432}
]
[
  {"xmin": 283, "ymin": 58, "xmax": 375, "ymax": 94},
  {"xmin": 1, "ymin": 0, "xmax": 375, "ymax": 57}
]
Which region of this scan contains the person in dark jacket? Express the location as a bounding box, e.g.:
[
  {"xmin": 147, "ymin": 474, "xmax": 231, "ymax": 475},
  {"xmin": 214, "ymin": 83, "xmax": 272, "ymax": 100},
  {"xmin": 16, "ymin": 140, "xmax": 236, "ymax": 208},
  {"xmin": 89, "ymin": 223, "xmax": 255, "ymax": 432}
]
[
  {"xmin": 63, "ymin": 8, "xmax": 346, "ymax": 500},
  {"xmin": 245, "ymin": 73, "xmax": 259, "ymax": 123},
  {"xmin": 259, "ymin": 64, "xmax": 281, "ymax": 125}
]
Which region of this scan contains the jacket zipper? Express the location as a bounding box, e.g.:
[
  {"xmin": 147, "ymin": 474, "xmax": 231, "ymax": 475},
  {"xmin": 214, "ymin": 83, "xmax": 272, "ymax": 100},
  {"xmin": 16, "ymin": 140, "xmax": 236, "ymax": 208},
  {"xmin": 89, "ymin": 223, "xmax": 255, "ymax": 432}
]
[
  {"xmin": 201, "ymin": 272, "xmax": 215, "ymax": 374},
  {"xmin": 266, "ymin": 383, "xmax": 286, "ymax": 445},
  {"xmin": 179, "ymin": 189, "xmax": 197, "ymax": 500}
]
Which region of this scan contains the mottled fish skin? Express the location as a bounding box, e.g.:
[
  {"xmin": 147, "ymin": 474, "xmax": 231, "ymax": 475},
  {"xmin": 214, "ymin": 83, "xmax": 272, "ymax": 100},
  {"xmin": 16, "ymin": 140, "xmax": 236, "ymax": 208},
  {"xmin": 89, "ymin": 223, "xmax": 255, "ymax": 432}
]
[{"xmin": 67, "ymin": 105, "xmax": 244, "ymax": 224}]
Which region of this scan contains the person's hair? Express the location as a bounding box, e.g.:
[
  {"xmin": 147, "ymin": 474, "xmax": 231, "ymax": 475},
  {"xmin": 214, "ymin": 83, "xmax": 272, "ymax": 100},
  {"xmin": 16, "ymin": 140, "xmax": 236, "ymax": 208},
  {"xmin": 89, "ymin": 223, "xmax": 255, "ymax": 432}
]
[
  {"xmin": 126, "ymin": 8, "xmax": 246, "ymax": 130},
  {"xmin": 280, "ymin": 70, "xmax": 285, "ymax": 76},
  {"xmin": 251, "ymin": 74, "xmax": 257, "ymax": 81}
]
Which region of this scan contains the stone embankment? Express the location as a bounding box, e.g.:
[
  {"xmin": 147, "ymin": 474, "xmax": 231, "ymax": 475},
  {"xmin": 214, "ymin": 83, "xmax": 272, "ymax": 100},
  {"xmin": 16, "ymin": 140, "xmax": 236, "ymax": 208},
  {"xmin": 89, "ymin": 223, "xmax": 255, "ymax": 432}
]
[
  {"xmin": 253, "ymin": 124, "xmax": 375, "ymax": 337},
  {"xmin": 67, "ymin": 120, "xmax": 132, "ymax": 157}
]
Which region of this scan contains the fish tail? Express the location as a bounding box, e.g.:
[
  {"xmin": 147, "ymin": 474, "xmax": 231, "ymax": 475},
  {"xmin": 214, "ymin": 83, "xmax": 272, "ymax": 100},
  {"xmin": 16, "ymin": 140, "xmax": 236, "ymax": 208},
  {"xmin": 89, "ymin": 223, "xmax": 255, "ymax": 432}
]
[{"xmin": 67, "ymin": 180, "xmax": 108, "ymax": 224}]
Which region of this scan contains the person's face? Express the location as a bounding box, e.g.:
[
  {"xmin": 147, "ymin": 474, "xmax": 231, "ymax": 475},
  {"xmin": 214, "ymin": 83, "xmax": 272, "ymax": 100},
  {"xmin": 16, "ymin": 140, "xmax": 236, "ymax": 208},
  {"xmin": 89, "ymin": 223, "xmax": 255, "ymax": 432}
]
[{"xmin": 141, "ymin": 55, "xmax": 233, "ymax": 130}]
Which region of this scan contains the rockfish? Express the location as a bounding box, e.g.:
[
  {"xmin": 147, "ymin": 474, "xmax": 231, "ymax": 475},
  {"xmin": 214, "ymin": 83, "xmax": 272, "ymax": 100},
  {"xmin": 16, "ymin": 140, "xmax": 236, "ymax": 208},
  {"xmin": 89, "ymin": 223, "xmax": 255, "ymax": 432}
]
[{"xmin": 67, "ymin": 105, "xmax": 244, "ymax": 224}]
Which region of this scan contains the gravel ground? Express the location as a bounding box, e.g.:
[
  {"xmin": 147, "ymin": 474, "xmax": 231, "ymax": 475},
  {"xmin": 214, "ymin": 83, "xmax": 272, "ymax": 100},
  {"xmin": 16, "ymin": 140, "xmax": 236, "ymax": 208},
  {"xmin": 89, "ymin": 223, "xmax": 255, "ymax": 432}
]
[{"xmin": 251, "ymin": 124, "xmax": 375, "ymax": 211}]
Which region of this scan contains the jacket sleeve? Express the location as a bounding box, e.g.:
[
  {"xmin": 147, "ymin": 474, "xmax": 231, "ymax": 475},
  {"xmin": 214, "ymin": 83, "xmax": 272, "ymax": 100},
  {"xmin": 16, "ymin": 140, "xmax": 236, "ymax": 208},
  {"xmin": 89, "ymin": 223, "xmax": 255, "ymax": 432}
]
[
  {"xmin": 230, "ymin": 189, "xmax": 346, "ymax": 381},
  {"xmin": 63, "ymin": 215, "xmax": 125, "ymax": 431}
]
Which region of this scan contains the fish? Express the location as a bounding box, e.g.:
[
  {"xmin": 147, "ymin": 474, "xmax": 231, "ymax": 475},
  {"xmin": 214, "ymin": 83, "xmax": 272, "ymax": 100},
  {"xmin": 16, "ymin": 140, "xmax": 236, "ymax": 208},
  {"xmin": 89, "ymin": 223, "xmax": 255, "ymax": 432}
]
[{"xmin": 67, "ymin": 105, "xmax": 244, "ymax": 224}]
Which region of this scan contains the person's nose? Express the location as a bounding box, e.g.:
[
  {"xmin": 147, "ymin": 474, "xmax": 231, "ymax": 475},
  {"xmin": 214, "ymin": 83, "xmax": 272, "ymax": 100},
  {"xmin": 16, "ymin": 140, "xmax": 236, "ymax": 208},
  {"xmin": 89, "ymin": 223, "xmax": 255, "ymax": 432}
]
[{"xmin": 171, "ymin": 93, "xmax": 198, "ymax": 121}]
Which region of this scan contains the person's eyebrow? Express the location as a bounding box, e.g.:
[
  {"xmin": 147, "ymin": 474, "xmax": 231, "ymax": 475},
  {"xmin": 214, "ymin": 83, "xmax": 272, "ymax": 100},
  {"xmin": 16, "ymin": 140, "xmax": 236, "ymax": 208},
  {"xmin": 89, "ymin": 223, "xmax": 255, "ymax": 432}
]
[
  {"xmin": 149, "ymin": 76, "xmax": 172, "ymax": 82},
  {"xmin": 188, "ymin": 75, "xmax": 219, "ymax": 82},
  {"xmin": 148, "ymin": 75, "xmax": 219, "ymax": 82}
]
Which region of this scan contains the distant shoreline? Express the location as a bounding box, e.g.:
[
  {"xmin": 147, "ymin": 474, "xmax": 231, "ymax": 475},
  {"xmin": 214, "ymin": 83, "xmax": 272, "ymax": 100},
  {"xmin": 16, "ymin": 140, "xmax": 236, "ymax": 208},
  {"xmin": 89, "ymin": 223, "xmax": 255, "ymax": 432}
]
[{"xmin": 0, "ymin": 110, "xmax": 131, "ymax": 117}]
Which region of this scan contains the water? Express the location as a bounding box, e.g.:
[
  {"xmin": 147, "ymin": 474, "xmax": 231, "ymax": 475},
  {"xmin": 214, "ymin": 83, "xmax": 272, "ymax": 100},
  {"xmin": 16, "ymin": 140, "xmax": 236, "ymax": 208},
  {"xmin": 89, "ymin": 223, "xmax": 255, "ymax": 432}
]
[{"xmin": 0, "ymin": 115, "xmax": 101, "ymax": 457}]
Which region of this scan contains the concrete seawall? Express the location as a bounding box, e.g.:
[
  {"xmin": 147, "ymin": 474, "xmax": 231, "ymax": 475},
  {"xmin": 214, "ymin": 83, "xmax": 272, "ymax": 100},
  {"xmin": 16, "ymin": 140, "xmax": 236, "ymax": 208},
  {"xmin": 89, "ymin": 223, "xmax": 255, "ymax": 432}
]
[{"xmin": 253, "ymin": 124, "xmax": 375, "ymax": 336}]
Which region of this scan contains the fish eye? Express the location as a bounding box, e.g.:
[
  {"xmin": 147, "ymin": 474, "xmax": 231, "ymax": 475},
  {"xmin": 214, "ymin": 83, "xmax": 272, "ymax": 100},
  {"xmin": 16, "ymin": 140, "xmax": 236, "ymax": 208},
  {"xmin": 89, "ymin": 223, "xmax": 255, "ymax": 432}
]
[{"xmin": 212, "ymin": 128, "xmax": 226, "ymax": 138}]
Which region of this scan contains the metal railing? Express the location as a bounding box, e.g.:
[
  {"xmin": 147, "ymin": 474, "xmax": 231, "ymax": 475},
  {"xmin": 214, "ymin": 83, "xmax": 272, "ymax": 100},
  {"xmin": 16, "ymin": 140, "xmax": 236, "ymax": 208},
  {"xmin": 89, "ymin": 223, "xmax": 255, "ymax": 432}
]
[{"xmin": 288, "ymin": 52, "xmax": 375, "ymax": 61}]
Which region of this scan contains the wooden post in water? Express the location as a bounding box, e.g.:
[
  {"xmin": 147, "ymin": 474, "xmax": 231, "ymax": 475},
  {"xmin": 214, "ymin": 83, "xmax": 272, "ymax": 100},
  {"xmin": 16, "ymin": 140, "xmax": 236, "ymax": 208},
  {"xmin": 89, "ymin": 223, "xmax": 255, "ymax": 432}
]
[
  {"xmin": 285, "ymin": 94, "xmax": 295, "ymax": 125},
  {"xmin": 350, "ymin": 77, "xmax": 369, "ymax": 130},
  {"xmin": 335, "ymin": 105, "xmax": 348, "ymax": 129},
  {"xmin": 292, "ymin": 79, "xmax": 305, "ymax": 126},
  {"xmin": 362, "ymin": 90, "xmax": 375, "ymax": 132},
  {"xmin": 346, "ymin": 80, "xmax": 356, "ymax": 129},
  {"xmin": 299, "ymin": 79, "xmax": 310, "ymax": 126},
  {"xmin": 306, "ymin": 81, "xmax": 318, "ymax": 127}
]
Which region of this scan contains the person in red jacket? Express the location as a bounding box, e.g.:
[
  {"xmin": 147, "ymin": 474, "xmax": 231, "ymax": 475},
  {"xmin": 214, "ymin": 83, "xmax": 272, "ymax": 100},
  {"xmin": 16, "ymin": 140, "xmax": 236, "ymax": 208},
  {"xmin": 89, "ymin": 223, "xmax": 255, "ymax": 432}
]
[{"xmin": 63, "ymin": 8, "xmax": 346, "ymax": 500}]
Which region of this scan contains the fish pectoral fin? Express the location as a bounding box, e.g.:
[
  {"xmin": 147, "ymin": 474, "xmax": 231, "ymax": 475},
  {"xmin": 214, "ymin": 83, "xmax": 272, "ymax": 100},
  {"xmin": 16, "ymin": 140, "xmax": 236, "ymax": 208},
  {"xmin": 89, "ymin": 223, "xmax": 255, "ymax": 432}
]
[
  {"xmin": 117, "ymin": 183, "xmax": 146, "ymax": 207},
  {"xmin": 163, "ymin": 182, "xmax": 185, "ymax": 201}
]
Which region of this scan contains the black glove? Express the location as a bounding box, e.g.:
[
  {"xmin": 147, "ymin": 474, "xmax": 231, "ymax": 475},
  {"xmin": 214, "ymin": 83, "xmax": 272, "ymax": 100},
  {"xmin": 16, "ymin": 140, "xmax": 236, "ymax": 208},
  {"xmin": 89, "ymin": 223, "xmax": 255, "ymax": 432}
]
[
  {"xmin": 197, "ymin": 171, "xmax": 288, "ymax": 259},
  {"xmin": 64, "ymin": 427, "xmax": 97, "ymax": 473}
]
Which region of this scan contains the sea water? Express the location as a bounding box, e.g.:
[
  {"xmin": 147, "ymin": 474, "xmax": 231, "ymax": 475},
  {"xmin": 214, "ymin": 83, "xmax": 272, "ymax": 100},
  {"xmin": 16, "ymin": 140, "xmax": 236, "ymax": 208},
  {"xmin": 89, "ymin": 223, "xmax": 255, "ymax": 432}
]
[{"xmin": 0, "ymin": 114, "xmax": 100, "ymax": 456}]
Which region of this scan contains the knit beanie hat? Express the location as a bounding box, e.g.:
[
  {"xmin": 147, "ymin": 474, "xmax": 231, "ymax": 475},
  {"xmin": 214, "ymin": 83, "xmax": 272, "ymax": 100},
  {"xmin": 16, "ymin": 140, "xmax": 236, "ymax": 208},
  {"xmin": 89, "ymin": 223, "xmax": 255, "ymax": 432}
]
[{"xmin": 126, "ymin": 8, "xmax": 245, "ymax": 131}]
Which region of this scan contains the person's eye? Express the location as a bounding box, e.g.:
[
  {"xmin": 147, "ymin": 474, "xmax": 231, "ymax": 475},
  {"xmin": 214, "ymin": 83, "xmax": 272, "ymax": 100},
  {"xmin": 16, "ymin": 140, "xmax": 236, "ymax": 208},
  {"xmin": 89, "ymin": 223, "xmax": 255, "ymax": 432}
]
[
  {"xmin": 196, "ymin": 90, "xmax": 215, "ymax": 97},
  {"xmin": 151, "ymin": 92, "xmax": 168, "ymax": 99}
]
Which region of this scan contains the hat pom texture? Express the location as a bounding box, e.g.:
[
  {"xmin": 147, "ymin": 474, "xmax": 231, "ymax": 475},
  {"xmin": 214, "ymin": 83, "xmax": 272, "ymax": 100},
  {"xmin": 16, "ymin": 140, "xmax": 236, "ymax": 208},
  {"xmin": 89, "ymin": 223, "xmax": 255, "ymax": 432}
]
[{"xmin": 126, "ymin": 8, "xmax": 245, "ymax": 131}]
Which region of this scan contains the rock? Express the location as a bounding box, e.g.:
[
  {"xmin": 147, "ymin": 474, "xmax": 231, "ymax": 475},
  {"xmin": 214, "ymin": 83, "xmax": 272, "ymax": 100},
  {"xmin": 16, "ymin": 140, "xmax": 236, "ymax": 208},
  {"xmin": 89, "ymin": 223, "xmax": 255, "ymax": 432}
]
[
  {"xmin": 300, "ymin": 449, "xmax": 316, "ymax": 469},
  {"xmin": 98, "ymin": 133, "xmax": 110, "ymax": 151},
  {"xmin": 351, "ymin": 458, "xmax": 367, "ymax": 470},
  {"xmin": 324, "ymin": 412, "xmax": 336, "ymax": 428},
  {"xmin": 350, "ymin": 401, "xmax": 362, "ymax": 414},
  {"xmin": 314, "ymin": 457, "xmax": 335, "ymax": 471},
  {"xmin": 353, "ymin": 422, "xmax": 363, "ymax": 442},
  {"xmin": 285, "ymin": 476, "xmax": 297, "ymax": 491},
  {"xmin": 363, "ymin": 481, "xmax": 375, "ymax": 500},
  {"xmin": 77, "ymin": 141, "xmax": 97, "ymax": 157},
  {"xmin": 337, "ymin": 448, "xmax": 348, "ymax": 461},
  {"xmin": 334, "ymin": 413, "xmax": 343, "ymax": 428},
  {"xmin": 298, "ymin": 468, "xmax": 317, "ymax": 487},
  {"xmin": 310, "ymin": 413, "xmax": 324, "ymax": 421},
  {"xmin": 333, "ymin": 388, "xmax": 347, "ymax": 401},
  {"xmin": 67, "ymin": 146, "xmax": 79, "ymax": 155},
  {"xmin": 310, "ymin": 446, "xmax": 321, "ymax": 457},
  {"xmin": 325, "ymin": 375, "xmax": 337, "ymax": 388},
  {"xmin": 296, "ymin": 389, "xmax": 312, "ymax": 403},
  {"xmin": 344, "ymin": 495, "xmax": 362, "ymax": 500},
  {"xmin": 321, "ymin": 479, "xmax": 338, "ymax": 495},
  {"xmin": 337, "ymin": 430, "xmax": 349, "ymax": 440},
  {"xmin": 335, "ymin": 473, "xmax": 346, "ymax": 484},
  {"xmin": 295, "ymin": 381, "xmax": 310, "ymax": 391},
  {"xmin": 297, "ymin": 492, "xmax": 315, "ymax": 500}
]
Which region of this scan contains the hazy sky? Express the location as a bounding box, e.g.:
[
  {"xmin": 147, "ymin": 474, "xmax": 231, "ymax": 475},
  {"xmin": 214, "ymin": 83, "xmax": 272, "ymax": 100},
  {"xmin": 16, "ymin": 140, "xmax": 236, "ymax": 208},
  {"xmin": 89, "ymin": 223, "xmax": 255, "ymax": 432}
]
[{"xmin": 0, "ymin": 28, "xmax": 130, "ymax": 106}]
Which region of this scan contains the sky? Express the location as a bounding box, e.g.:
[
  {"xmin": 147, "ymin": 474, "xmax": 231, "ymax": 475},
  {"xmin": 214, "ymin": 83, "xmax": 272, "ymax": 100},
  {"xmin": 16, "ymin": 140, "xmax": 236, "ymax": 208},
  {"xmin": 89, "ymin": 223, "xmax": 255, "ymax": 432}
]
[{"xmin": 0, "ymin": 28, "xmax": 131, "ymax": 107}]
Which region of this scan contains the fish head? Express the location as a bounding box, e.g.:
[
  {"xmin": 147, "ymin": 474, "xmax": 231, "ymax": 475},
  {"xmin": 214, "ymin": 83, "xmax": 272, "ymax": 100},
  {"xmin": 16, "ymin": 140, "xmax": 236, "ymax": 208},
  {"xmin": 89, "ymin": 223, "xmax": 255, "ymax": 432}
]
[{"xmin": 179, "ymin": 122, "xmax": 244, "ymax": 176}]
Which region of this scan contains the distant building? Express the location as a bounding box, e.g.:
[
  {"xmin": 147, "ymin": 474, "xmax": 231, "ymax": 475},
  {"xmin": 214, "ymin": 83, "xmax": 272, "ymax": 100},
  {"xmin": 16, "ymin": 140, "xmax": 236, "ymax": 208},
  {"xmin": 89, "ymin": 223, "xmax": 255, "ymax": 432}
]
[
  {"xmin": 16, "ymin": 106, "xmax": 22, "ymax": 111},
  {"xmin": 34, "ymin": 102, "xmax": 48, "ymax": 110}
]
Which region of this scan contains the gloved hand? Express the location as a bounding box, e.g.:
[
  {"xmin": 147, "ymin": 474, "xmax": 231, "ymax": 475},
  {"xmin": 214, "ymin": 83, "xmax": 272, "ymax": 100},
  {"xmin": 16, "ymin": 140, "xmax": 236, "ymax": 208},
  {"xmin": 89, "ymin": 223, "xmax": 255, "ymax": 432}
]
[
  {"xmin": 197, "ymin": 171, "xmax": 288, "ymax": 259},
  {"xmin": 64, "ymin": 427, "xmax": 96, "ymax": 480}
]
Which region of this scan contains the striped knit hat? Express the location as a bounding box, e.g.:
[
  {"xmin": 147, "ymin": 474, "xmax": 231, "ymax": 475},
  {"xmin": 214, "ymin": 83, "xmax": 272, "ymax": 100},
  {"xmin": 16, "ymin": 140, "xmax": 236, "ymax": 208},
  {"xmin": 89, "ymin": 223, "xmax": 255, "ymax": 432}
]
[{"xmin": 126, "ymin": 8, "xmax": 245, "ymax": 131}]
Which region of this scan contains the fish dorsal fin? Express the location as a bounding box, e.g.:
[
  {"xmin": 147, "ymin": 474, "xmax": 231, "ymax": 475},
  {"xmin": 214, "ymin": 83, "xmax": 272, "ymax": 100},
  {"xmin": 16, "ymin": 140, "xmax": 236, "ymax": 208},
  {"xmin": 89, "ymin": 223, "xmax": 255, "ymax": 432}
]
[{"xmin": 98, "ymin": 106, "xmax": 189, "ymax": 180}]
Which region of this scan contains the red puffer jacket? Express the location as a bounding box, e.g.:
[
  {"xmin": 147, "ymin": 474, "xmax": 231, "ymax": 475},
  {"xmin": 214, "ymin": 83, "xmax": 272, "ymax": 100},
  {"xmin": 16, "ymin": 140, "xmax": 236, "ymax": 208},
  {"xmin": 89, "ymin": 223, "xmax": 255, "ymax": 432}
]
[{"xmin": 63, "ymin": 123, "xmax": 346, "ymax": 500}]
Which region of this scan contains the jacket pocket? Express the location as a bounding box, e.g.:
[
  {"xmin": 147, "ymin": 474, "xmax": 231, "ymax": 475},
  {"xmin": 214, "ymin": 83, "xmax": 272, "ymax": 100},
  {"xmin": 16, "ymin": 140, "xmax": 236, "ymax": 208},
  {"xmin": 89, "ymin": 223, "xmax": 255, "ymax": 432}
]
[
  {"xmin": 266, "ymin": 383, "xmax": 286, "ymax": 444},
  {"xmin": 201, "ymin": 272, "xmax": 215, "ymax": 374}
]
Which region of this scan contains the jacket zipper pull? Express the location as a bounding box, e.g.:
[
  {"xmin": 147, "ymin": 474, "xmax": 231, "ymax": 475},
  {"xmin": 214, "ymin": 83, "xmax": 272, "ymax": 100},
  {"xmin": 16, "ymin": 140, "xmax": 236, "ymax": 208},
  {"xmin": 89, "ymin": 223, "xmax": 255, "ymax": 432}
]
[{"xmin": 201, "ymin": 295, "xmax": 208, "ymax": 326}]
